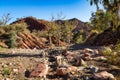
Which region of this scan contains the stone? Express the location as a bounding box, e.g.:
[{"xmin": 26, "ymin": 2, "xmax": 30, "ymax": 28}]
[
  {"xmin": 84, "ymin": 53, "xmax": 91, "ymax": 57},
  {"xmin": 56, "ymin": 66, "xmax": 69, "ymax": 76},
  {"xmin": 89, "ymin": 66, "xmax": 99, "ymax": 73},
  {"xmin": 84, "ymin": 48, "xmax": 94, "ymax": 53},
  {"xmin": 55, "ymin": 55, "xmax": 63, "ymax": 66},
  {"xmin": 56, "ymin": 65, "xmax": 77, "ymax": 76},
  {"xmin": 65, "ymin": 51, "xmax": 77, "ymax": 60},
  {"xmin": 94, "ymin": 50, "xmax": 99, "ymax": 54},
  {"xmin": 18, "ymin": 65, "xmax": 26, "ymax": 73},
  {"xmin": 68, "ymin": 66, "xmax": 77, "ymax": 74},
  {"xmin": 65, "ymin": 51, "xmax": 74, "ymax": 56},
  {"xmin": 93, "ymin": 56, "xmax": 107, "ymax": 61},
  {"xmin": 29, "ymin": 63, "xmax": 48, "ymax": 77},
  {"xmin": 77, "ymin": 66, "xmax": 85, "ymax": 71},
  {"xmin": 66, "ymin": 54, "xmax": 74, "ymax": 60},
  {"xmin": 76, "ymin": 58, "xmax": 87, "ymax": 66},
  {"xmin": 93, "ymin": 71, "xmax": 115, "ymax": 80},
  {"xmin": 13, "ymin": 69, "xmax": 18, "ymax": 73},
  {"xmin": 83, "ymin": 53, "xmax": 92, "ymax": 61},
  {"xmin": 9, "ymin": 63, "xmax": 12, "ymax": 66},
  {"xmin": 83, "ymin": 56, "xmax": 92, "ymax": 61}
]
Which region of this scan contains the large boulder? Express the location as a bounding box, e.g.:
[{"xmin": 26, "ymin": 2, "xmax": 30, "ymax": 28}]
[{"xmin": 29, "ymin": 63, "xmax": 48, "ymax": 77}]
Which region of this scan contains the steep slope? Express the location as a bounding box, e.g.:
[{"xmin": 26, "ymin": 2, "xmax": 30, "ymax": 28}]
[
  {"xmin": 85, "ymin": 26, "xmax": 120, "ymax": 46},
  {"xmin": 17, "ymin": 32, "xmax": 46, "ymax": 49}
]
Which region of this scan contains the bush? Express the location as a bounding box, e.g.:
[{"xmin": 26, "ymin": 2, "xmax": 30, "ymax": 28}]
[
  {"xmin": 3, "ymin": 23, "xmax": 29, "ymax": 33},
  {"xmin": 6, "ymin": 31, "xmax": 17, "ymax": 48},
  {"xmin": 3, "ymin": 67, "xmax": 11, "ymax": 75},
  {"xmin": 73, "ymin": 30, "xmax": 86, "ymax": 43},
  {"xmin": 102, "ymin": 47, "xmax": 112, "ymax": 56}
]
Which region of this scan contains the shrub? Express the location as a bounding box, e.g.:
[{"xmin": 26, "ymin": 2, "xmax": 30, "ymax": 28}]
[
  {"xmin": 6, "ymin": 31, "xmax": 17, "ymax": 48},
  {"xmin": 3, "ymin": 23, "xmax": 28, "ymax": 33},
  {"xmin": 3, "ymin": 67, "xmax": 11, "ymax": 75},
  {"xmin": 102, "ymin": 47, "xmax": 112, "ymax": 56},
  {"xmin": 73, "ymin": 30, "xmax": 86, "ymax": 43}
]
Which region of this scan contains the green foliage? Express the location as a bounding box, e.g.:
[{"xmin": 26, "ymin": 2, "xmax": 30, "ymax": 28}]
[
  {"xmin": 32, "ymin": 30, "xmax": 48, "ymax": 38},
  {"xmin": 114, "ymin": 41, "xmax": 120, "ymax": 52},
  {"xmin": 6, "ymin": 31, "xmax": 17, "ymax": 48},
  {"xmin": 47, "ymin": 14, "xmax": 77, "ymax": 46},
  {"xmin": 90, "ymin": 10, "xmax": 110, "ymax": 33},
  {"xmin": 102, "ymin": 46, "xmax": 120, "ymax": 66},
  {"xmin": 3, "ymin": 23, "xmax": 28, "ymax": 33},
  {"xmin": 3, "ymin": 67, "xmax": 11, "ymax": 75},
  {"xmin": 0, "ymin": 22, "xmax": 29, "ymax": 49},
  {"xmin": 89, "ymin": 0, "xmax": 120, "ymax": 32},
  {"xmin": 73, "ymin": 30, "xmax": 86, "ymax": 43},
  {"xmin": 47, "ymin": 21, "xmax": 59, "ymax": 45},
  {"xmin": 61, "ymin": 20, "xmax": 76, "ymax": 43},
  {"xmin": 102, "ymin": 47, "xmax": 112, "ymax": 56},
  {"xmin": 76, "ymin": 35, "xmax": 84, "ymax": 43}
]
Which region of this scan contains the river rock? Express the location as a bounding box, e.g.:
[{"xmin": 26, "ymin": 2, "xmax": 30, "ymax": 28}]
[
  {"xmin": 29, "ymin": 63, "xmax": 48, "ymax": 77},
  {"xmin": 93, "ymin": 71, "xmax": 115, "ymax": 80}
]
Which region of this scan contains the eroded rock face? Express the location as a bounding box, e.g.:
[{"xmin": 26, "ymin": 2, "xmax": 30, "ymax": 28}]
[
  {"xmin": 29, "ymin": 63, "xmax": 48, "ymax": 77},
  {"xmin": 93, "ymin": 71, "xmax": 115, "ymax": 80},
  {"xmin": 17, "ymin": 32, "xmax": 46, "ymax": 49}
]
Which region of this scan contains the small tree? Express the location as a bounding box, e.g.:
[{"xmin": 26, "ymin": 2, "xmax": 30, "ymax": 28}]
[
  {"xmin": 47, "ymin": 13, "xmax": 65, "ymax": 46},
  {"xmin": 0, "ymin": 13, "xmax": 12, "ymax": 26},
  {"xmin": 89, "ymin": 0, "xmax": 120, "ymax": 29},
  {"xmin": 62, "ymin": 20, "xmax": 77, "ymax": 43}
]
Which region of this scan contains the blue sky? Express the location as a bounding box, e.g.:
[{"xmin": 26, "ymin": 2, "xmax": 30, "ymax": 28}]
[{"xmin": 0, "ymin": 0, "xmax": 102, "ymax": 23}]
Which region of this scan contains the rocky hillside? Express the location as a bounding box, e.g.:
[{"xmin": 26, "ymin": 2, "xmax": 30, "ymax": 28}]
[
  {"xmin": 11, "ymin": 17, "xmax": 90, "ymax": 35},
  {"xmin": 4, "ymin": 17, "xmax": 90, "ymax": 49},
  {"xmin": 55, "ymin": 18, "xmax": 91, "ymax": 37},
  {"xmin": 85, "ymin": 26, "xmax": 120, "ymax": 46},
  {"xmin": 17, "ymin": 32, "xmax": 46, "ymax": 49},
  {"xmin": 11, "ymin": 17, "xmax": 49, "ymax": 31}
]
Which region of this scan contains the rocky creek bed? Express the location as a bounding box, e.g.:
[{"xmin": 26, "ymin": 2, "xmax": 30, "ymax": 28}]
[{"xmin": 0, "ymin": 47, "xmax": 120, "ymax": 80}]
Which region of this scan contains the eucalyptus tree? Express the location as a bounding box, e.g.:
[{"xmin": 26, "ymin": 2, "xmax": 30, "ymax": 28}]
[{"xmin": 89, "ymin": 0, "xmax": 120, "ymax": 30}]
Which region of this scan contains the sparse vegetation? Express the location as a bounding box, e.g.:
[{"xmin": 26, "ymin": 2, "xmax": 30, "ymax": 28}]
[{"xmin": 0, "ymin": 0, "xmax": 120, "ymax": 79}]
